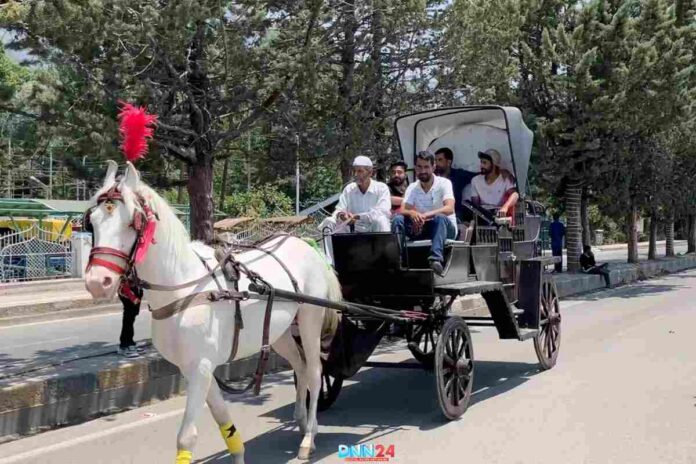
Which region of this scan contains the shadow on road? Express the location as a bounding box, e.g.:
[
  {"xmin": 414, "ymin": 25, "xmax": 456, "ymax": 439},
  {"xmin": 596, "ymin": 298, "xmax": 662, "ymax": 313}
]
[
  {"xmin": 0, "ymin": 341, "xmax": 115, "ymax": 379},
  {"xmin": 203, "ymin": 359, "xmax": 539, "ymax": 463}
]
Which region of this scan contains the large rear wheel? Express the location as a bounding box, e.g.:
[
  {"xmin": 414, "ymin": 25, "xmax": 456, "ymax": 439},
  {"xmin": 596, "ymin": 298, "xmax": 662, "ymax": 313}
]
[
  {"xmin": 435, "ymin": 316, "xmax": 474, "ymax": 420},
  {"xmin": 534, "ymin": 277, "xmax": 561, "ymax": 370}
]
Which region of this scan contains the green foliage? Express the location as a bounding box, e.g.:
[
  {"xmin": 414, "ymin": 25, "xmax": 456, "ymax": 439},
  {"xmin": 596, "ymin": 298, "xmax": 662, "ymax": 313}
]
[{"xmin": 223, "ymin": 184, "xmax": 293, "ymax": 218}]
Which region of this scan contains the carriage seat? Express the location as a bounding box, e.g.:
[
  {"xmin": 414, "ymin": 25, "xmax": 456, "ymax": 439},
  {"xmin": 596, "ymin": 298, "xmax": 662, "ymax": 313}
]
[{"xmin": 405, "ymin": 239, "xmax": 462, "ymax": 247}]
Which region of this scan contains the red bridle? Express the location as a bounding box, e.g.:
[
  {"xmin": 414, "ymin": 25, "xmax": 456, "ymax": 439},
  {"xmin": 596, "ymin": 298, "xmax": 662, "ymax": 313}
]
[{"xmin": 85, "ymin": 186, "xmax": 157, "ymax": 302}]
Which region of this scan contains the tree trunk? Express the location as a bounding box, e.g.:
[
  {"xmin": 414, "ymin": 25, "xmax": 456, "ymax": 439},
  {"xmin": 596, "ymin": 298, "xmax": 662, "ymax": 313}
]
[
  {"xmin": 581, "ymin": 187, "xmax": 591, "ymax": 246},
  {"xmin": 665, "ymin": 212, "xmax": 675, "ymax": 257},
  {"xmin": 648, "ymin": 211, "xmax": 658, "ymax": 260},
  {"xmin": 565, "ymin": 181, "xmax": 583, "ymax": 271},
  {"xmin": 338, "ymin": 0, "xmax": 357, "ymax": 182},
  {"xmin": 187, "ymin": 23, "xmax": 214, "ymax": 244},
  {"xmin": 688, "ymin": 214, "xmax": 696, "ymax": 253},
  {"xmin": 626, "ymin": 203, "xmax": 639, "ymax": 263},
  {"xmin": 188, "ymin": 155, "xmax": 214, "ymax": 244}
]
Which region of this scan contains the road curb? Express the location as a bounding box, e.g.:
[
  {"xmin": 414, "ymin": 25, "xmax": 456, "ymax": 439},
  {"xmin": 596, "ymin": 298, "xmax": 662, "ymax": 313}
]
[
  {"xmin": 553, "ymin": 254, "xmax": 696, "ymax": 297},
  {"xmin": 2, "ymin": 253, "xmax": 695, "ymax": 442},
  {"xmin": 0, "ymin": 347, "xmax": 289, "ymax": 442}
]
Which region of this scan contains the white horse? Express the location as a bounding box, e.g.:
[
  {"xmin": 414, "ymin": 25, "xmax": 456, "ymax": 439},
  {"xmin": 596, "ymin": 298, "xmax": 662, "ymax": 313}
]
[{"xmin": 84, "ymin": 161, "xmax": 342, "ymax": 463}]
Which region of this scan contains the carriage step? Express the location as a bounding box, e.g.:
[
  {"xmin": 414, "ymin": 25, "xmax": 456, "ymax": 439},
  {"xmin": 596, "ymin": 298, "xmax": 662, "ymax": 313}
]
[
  {"xmin": 518, "ymin": 328, "xmax": 538, "ymax": 341},
  {"xmin": 434, "ymin": 281, "xmax": 502, "ymax": 296}
]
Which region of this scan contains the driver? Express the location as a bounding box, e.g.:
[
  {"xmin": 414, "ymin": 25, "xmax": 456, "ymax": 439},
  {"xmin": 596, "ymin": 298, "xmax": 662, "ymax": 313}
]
[
  {"xmin": 469, "ymin": 149, "xmax": 519, "ymax": 218},
  {"xmin": 318, "ymin": 155, "xmax": 391, "ymax": 264}
]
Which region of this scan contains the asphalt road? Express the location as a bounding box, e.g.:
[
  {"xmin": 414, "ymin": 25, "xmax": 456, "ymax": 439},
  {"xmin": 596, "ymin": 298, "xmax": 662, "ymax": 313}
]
[
  {"xmin": 0, "ymin": 309, "xmax": 151, "ymax": 378},
  {"xmin": 1, "ymin": 268, "xmax": 694, "ymax": 464},
  {"xmin": 0, "ymin": 242, "xmax": 688, "ymax": 378}
]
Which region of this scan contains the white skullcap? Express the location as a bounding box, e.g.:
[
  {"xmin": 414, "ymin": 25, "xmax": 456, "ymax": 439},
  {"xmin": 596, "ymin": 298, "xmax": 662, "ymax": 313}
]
[{"xmin": 352, "ymin": 155, "xmax": 373, "ymax": 168}]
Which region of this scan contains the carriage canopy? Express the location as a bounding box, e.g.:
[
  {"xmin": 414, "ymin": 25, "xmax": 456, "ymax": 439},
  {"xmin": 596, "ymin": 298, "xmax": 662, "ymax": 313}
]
[{"xmin": 394, "ymin": 106, "xmax": 534, "ymax": 196}]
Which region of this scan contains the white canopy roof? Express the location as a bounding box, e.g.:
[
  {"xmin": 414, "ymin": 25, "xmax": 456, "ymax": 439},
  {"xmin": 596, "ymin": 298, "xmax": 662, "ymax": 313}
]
[{"xmin": 394, "ymin": 106, "xmax": 534, "ymax": 196}]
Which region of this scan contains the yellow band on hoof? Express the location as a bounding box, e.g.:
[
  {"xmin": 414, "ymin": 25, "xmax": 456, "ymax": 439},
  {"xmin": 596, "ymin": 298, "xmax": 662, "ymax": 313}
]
[
  {"xmin": 175, "ymin": 449, "xmax": 193, "ymax": 464},
  {"xmin": 219, "ymin": 422, "xmax": 244, "ymax": 455}
]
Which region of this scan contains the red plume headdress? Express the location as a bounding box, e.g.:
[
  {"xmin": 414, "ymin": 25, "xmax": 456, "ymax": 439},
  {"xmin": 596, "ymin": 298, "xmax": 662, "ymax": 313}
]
[{"xmin": 117, "ymin": 102, "xmax": 157, "ymax": 162}]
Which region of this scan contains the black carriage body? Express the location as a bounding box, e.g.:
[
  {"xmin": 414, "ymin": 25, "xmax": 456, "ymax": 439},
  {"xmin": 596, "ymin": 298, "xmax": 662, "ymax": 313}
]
[{"xmin": 292, "ymin": 106, "xmax": 562, "ymax": 420}]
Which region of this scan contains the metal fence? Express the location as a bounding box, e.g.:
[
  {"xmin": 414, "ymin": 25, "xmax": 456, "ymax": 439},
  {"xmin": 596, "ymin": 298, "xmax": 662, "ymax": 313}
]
[{"xmin": 0, "ymin": 223, "xmax": 73, "ymax": 282}]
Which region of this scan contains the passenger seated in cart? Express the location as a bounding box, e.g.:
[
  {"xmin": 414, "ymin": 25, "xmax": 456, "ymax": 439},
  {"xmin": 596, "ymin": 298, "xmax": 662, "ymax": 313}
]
[
  {"xmin": 387, "ymin": 161, "xmax": 408, "ymax": 215},
  {"xmin": 470, "ymin": 148, "xmax": 519, "ymax": 219},
  {"xmin": 319, "ymin": 155, "xmax": 391, "ymax": 264},
  {"xmin": 391, "ymin": 150, "xmax": 457, "ymax": 276},
  {"xmin": 434, "ymin": 147, "xmax": 477, "ymax": 222}
]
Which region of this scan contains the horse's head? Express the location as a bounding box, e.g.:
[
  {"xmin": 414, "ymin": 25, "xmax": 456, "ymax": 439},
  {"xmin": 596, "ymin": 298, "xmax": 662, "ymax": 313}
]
[{"xmin": 84, "ymin": 161, "xmax": 156, "ymax": 299}]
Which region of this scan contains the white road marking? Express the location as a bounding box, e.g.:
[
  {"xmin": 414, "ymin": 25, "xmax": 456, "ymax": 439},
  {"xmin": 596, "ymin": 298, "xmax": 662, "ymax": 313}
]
[
  {"xmin": 0, "ymin": 336, "xmax": 78, "ymax": 350},
  {"xmin": 0, "ymin": 407, "xmax": 186, "ymax": 463},
  {"xmin": 0, "ymin": 312, "xmax": 123, "ymax": 331}
]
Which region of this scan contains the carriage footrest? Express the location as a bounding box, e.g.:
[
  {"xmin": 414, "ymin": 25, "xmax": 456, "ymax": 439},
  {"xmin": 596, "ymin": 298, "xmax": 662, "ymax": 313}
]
[
  {"xmin": 518, "ymin": 328, "xmax": 538, "ymax": 341},
  {"xmin": 434, "ymin": 281, "xmax": 502, "ymax": 296}
]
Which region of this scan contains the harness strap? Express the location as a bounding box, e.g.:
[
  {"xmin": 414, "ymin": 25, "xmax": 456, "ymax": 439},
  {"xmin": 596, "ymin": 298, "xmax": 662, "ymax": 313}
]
[
  {"xmin": 232, "ymin": 234, "xmax": 300, "ymax": 292},
  {"xmin": 87, "ymin": 257, "xmax": 127, "ymax": 275},
  {"xmin": 150, "ymin": 291, "xmax": 249, "ymax": 320},
  {"xmin": 138, "ymin": 269, "xmax": 220, "ymax": 291}
]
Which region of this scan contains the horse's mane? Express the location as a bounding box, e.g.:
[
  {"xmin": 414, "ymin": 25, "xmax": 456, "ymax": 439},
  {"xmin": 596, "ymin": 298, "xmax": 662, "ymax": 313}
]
[
  {"xmin": 136, "ymin": 183, "xmax": 192, "ymax": 251},
  {"xmin": 93, "ymin": 178, "xmax": 196, "ymax": 264}
]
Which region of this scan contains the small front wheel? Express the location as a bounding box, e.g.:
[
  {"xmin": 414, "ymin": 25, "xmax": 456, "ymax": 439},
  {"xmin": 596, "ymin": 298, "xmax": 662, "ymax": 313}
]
[{"xmin": 434, "ymin": 316, "xmax": 474, "ymax": 420}]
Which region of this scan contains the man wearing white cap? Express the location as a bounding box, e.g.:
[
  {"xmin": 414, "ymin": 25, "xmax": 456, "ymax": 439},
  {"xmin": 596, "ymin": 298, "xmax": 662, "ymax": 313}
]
[{"xmin": 319, "ymin": 155, "xmax": 391, "ymax": 264}]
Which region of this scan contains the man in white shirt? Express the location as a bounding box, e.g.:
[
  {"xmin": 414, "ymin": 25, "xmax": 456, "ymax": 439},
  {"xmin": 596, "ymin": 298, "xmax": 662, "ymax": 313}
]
[
  {"xmin": 319, "ymin": 155, "xmax": 391, "ymax": 264},
  {"xmin": 391, "ymin": 151, "xmax": 457, "ymax": 276},
  {"xmin": 470, "ymin": 149, "xmax": 519, "ymax": 218}
]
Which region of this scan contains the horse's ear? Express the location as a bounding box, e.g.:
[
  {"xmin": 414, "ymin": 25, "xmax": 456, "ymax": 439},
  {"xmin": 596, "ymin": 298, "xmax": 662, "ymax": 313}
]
[
  {"xmin": 122, "ymin": 162, "xmax": 141, "ymax": 191},
  {"xmin": 102, "ymin": 160, "xmax": 118, "ymax": 188}
]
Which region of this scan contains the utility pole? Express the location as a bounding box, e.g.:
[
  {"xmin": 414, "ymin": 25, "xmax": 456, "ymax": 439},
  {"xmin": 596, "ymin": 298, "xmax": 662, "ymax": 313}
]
[
  {"xmin": 295, "ymin": 133, "xmax": 300, "ymax": 215},
  {"xmin": 246, "ymin": 133, "xmax": 251, "ymax": 191},
  {"xmin": 48, "ymin": 149, "xmax": 53, "ymax": 199},
  {"xmin": 5, "ymin": 137, "xmax": 12, "ymax": 197}
]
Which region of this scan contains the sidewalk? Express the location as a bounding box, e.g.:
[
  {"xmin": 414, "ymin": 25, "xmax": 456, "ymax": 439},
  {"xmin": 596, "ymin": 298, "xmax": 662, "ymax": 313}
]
[
  {"xmin": 595, "ymin": 239, "xmax": 686, "ymax": 252},
  {"xmin": 2, "ymin": 252, "xmax": 696, "ymax": 442}
]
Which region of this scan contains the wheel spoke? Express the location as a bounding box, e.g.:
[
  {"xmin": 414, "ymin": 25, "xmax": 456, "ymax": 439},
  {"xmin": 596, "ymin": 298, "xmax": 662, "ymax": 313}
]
[{"xmin": 452, "ymin": 376, "xmax": 460, "ymax": 406}]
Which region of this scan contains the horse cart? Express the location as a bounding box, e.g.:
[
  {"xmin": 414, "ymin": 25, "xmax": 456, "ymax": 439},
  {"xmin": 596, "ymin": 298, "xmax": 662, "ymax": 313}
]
[{"xmin": 247, "ymin": 106, "xmax": 562, "ymax": 420}]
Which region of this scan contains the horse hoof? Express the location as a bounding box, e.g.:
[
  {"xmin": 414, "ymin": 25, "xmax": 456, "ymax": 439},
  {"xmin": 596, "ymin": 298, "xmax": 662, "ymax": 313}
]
[{"xmin": 298, "ymin": 446, "xmax": 314, "ymax": 461}]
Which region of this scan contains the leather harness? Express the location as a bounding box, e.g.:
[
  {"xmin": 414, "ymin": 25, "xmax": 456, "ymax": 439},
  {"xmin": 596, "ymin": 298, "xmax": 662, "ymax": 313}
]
[{"xmin": 85, "ymin": 187, "xmax": 299, "ymax": 395}]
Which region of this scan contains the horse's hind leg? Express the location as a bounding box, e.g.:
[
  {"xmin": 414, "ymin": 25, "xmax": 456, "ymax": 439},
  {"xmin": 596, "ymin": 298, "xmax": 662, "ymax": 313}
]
[
  {"xmin": 175, "ymin": 359, "xmax": 214, "ymax": 464},
  {"xmin": 272, "ymin": 328, "xmax": 309, "ymax": 433},
  {"xmin": 207, "ymin": 380, "xmax": 245, "ymax": 464},
  {"xmin": 296, "ymin": 305, "xmax": 325, "ymax": 460}
]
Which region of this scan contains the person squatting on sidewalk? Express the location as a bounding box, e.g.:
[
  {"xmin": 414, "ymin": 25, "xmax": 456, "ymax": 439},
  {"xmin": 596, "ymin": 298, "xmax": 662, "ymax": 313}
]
[{"xmin": 580, "ymin": 245, "xmax": 612, "ymax": 289}]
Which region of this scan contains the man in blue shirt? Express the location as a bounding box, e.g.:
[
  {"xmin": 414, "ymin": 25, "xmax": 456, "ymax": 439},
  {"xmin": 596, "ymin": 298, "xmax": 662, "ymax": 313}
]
[
  {"xmin": 549, "ymin": 213, "xmax": 566, "ymax": 272},
  {"xmin": 434, "ymin": 147, "xmax": 477, "ymax": 223}
]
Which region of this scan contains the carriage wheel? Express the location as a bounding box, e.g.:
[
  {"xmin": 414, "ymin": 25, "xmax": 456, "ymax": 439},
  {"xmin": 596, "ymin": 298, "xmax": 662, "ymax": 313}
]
[
  {"xmin": 533, "ymin": 277, "xmax": 561, "ymax": 370},
  {"xmin": 435, "ymin": 317, "xmax": 474, "ymax": 420},
  {"xmin": 293, "ymin": 370, "xmax": 344, "ymax": 412},
  {"xmin": 407, "ymin": 320, "xmax": 441, "ymax": 369}
]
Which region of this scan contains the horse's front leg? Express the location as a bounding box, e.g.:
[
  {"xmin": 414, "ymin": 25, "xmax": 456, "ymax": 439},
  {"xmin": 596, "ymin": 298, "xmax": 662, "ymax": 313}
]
[
  {"xmin": 206, "ymin": 378, "xmax": 245, "ymax": 464},
  {"xmin": 175, "ymin": 359, "xmax": 214, "ymax": 464}
]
